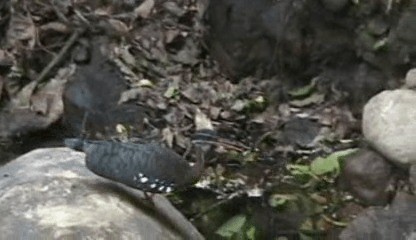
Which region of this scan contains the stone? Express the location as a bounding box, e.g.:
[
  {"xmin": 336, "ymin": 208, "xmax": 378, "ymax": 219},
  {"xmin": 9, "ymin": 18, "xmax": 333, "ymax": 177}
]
[
  {"xmin": 405, "ymin": 68, "xmax": 416, "ymax": 89},
  {"xmin": 340, "ymin": 192, "xmax": 416, "ymax": 240},
  {"xmin": 0, "ymin": 148, "xmax": 192, "ymax": 239},
  {"xmin": 280, "ymin": 117, "xmax": 321, "ymax": 148},
  {"xmin": 409, "ymin": 164, "xmax": 416, "ymax": 192},
  {"xmin": 362, "ymin": 89, "xmax": 416, "ymax": 166},
  {"xmin": 340, "ymin": 148, "xmax": 393, "ymax": 206}
]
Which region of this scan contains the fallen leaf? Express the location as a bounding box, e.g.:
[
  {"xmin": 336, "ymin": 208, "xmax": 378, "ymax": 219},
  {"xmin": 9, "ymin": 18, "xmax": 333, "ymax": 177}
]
[
  {"xmin": 231, "ymin": 99, "xmax": 248, "ymax": 112},
  {"xmin": 289, "ymin": 92, "xmax": 325, "ymax": 107},
  {"xmin": 288, "ymin": 77, "xmax": 318, "ymax": 98},
  {"xmin": 7, "ymin": 13, "xmax": 36, "ymax": 48},
  {"xmin": 135, "ymin": 79, "xmax": 154, "ymax": 88},
  {"xmin": 164, "ymin": 86, "xmax": 179, "ymax": 98},
  {"xmin": 0, "ymin": 49, "xmax": 14, "ymax": 66},
  {"xmin": 209, "ymin": 106, "xmax": 221, "ymax": 119},
  {"xmin": 134, "ymin": 0, "xmax": 155, "ymax": 19},
  {"xmin": 118, "ymin": 88, "xmax": 142, "ymax": 104},
  {"xmin": 162, "ymin": 127, "xmax": 174, "ymax": 148},
  {"xmin": 181, "ymin": 84, "xmax": 200, "ymax": 103},
  {"xmin": 310, "ymin": 148, "xmax": 358, "ymax": 176},
  {"xmin": 216, "ymin": 215, "xmax": 247, "ymax": 238},
  {"xmin": 162, "ymin": 1, "xmax": 186, "ymax": 17},
  {"xmin": 107, "ymin": 19, "xmax": 130, "ymax": 35},
  {"xmin": 39, "ymin": 22, "xmax": 70, "ymax": 34},
  {"xmin": 194, "ymin": 108, "xmax": 213, "ymax": 130}
]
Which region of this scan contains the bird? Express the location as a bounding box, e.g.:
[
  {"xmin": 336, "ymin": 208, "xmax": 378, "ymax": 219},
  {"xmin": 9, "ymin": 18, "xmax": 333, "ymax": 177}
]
[{"xmin": 64, "ymin": 131, "xmax": 216, "ymax": 194}]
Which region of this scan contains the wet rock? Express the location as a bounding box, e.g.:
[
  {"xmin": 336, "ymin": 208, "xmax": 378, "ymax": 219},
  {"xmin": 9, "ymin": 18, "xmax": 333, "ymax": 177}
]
[
  {"xmin": 340, "ymin": 192, "xmax": 416, "ymax": 240},
  {"xmin": 340, "ymin": 148, "xmax": 393, "ymax": 206},
  {"xmin": 0, "ymin": 148, "xmax": 187, "ymax": 239},
  {"xmin": 363, "ymin": 89, "xmax": 416, "ymax": 166}
]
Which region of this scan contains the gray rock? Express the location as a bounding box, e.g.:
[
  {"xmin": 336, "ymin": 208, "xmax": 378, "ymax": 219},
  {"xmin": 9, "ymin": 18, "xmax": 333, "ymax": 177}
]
[
  {"xmin": 363, "ymin": 89, "xmax": 416, "ymax": 166},
  {"xmin": 405, "ymin": 68, "xmax": 416, "ymax": 89},
  {"xmin": 340, "ymin": 192, "xmax": 416, "ymax": 240},
  {"xmin": 0, "ymin": 148, "xmax": 190, "ymax": 239},
  {"xmin": 409, "ymin": 164, "xmax": 416, "ymax": 192},
  {"xmin": 340, "ymin": 148, "xmax": 393, "ymax": 206}
]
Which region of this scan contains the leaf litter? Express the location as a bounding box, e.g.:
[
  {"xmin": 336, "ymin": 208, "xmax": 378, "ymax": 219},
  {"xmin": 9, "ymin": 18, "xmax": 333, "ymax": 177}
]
[{"xmin": 0, "ymin": 0, "xmax": 365, "ymax": 238}]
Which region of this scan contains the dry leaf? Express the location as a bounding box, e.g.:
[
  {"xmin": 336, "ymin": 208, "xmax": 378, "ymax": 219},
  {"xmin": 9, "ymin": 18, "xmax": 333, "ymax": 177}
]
[
  {"xmin": 0, "ymin": 49, "xmax": 14, "ymax": 66},
  {"xmin": 118, "ymin": 88, "xmax": 142, "ymax": 104},
  {"xmin": 107, "ymin": 19, "xmax": 130, "ymax": 35},
  {"xmin": 289, "ymin": 92, "xmax": 325, "ymax": 107},
  {"xmin": 134, "ymin": 0, "xmax": 155, "ymax": 19},
  {"xmin": 162, "ymin": 127, "xmax": 174, "ymax": 147},
  {"xmin": 39, "ymin": 22, "xmax": 70, "ymax": 34},
  {"xmin": 7, "ymin": 13, "xmax": 36, "ymax": 48},
  {"xmin": 194, "ymin": 108, "xmax": 213, "ymax": 130}
]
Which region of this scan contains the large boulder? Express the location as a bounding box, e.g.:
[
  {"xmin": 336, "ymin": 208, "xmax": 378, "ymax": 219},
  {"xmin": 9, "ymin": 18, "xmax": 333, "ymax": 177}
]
[
  {"xmin": 362, "ymin": 89, "xmax": 416, "ymax": 166},
  {"xmin": 0, "ymin": 148, "xmax": 199, "ymax": 239}
]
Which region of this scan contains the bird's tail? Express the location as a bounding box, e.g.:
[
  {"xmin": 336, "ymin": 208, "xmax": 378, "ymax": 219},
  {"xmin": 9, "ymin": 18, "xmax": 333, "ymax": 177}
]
[{"xmin": 64, "ymin": 138, "xmax": 85, "ymax": 151}]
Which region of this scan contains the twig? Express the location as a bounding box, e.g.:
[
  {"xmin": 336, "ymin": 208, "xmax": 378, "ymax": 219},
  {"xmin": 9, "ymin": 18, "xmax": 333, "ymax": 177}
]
[
  {"xmin": 192, "ymin": 139, "xmax": 250, "ymax": 152},
  {"xmin": 35, "ymin": 28, "xmax": 85, "ymax": 83},
  {"xmin": 12, "ymin": 28, "xmax": 85, "ymax": 109}
]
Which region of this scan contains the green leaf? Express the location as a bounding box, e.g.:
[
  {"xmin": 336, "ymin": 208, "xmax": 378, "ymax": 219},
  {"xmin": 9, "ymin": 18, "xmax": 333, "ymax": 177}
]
[
  {"xmin": 289, "ymin": 92, "xmax": 325, "ymax": 107},
  {"xmin": 246, "ymin": 226, "xmax": 256, "ymax": 240},
  {"xmin": 373, "ymin": 37, "xmax": 388, "ymax": 51},
  {"xmin": 164, "ymin": 86, "xmax": 179, "ymax": 98},
  {"xmin": 288, "ymin": 80, "xmax": 316, "ymax": 98},
  {"xmin": 216, "ymin": 215, "xmax": 247, "ymax": 238},
  {"xmin": 310, "ymin": 156, "xmax": 339, "ymax": 176},
  {"xmin": 310, "ymin": 148, "xmax": 357, "ymax": 176},
  {"xmin": 287, "ymin": 164, "xmax": 312, "ymax": 176},
  {"xmin": 268, "ymin": 193, "xmax": 297, "ymax": 207}
]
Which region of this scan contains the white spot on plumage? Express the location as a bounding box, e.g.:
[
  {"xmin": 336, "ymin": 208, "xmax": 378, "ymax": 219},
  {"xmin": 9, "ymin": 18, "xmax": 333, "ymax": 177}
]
[
  {"xmin": 166, "ymin": 187, "xmax": 173, "ymax": 193},
  {"xmin": 150, "ymin": 183, "xmax": 157, "ymax": 188},
  {"xmin": 158, "ymin": 186, "xmax": 164, "ymax": 191},
  {"xmin": 138, "ymin": 173, "xmax": 143, "ymax": 177},
  {"xmin": 140, "ymin": 177, "xmax": 148, "ymax": 183}
]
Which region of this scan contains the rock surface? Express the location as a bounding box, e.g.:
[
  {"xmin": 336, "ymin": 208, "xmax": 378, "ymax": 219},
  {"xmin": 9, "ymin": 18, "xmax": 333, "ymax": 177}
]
[
  {"xmin": 340, "ymin": 148, "xmax": 393, "ymax": 206},
  {"xmin": 405, "ymin": 68, "xmax": 416, "ymax": 89},
  {"xmin": 362, "ymin": 89, "xmax": 416, "ymax": 166},
  {"xmin": 0, "ymin": 148, "xmax": 187, "ymax": 239},
  {"xmin": 339, "ymin": 192, "xmax": 416, "ymax": 240}
]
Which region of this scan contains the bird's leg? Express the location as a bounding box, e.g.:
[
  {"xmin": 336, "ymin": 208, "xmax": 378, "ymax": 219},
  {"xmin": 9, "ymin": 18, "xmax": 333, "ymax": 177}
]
[
  {"xmin": 80, "ymin": 111, "xmax": 90, "ymax": 138},
  {"xmin": 182, "ymin": 142, "xmax": 193, "ymax": 160}
]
